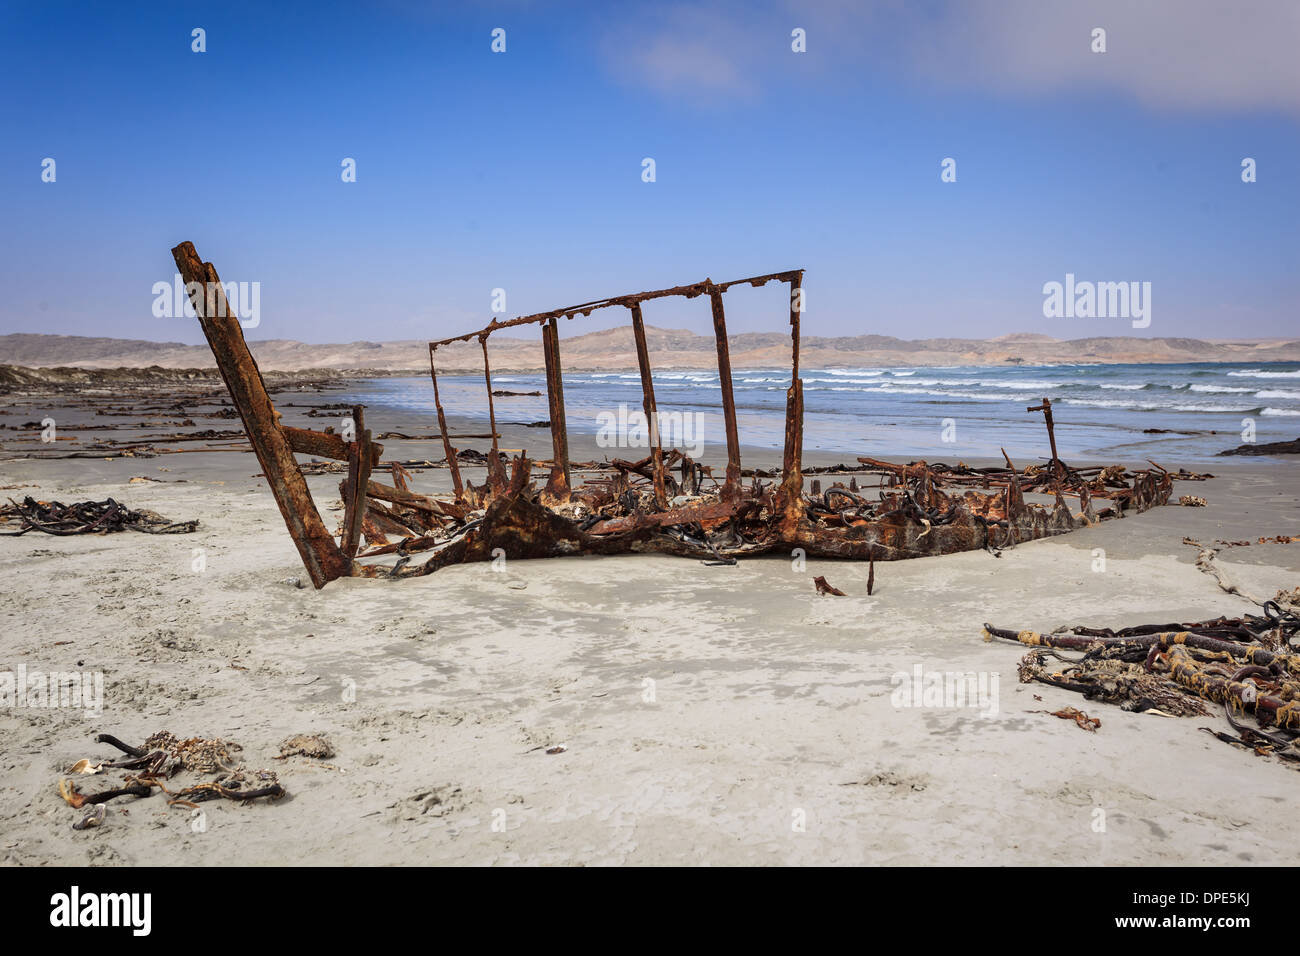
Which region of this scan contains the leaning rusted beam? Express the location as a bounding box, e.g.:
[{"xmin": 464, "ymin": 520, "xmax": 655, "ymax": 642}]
[
  {"xmin": 708, "ymin": 285, "xmax": 742, "ymax": 496},
  {"xmin": 428, "ymin": 345, "xmax": 463, "ymax": 499},
  {"xmin": 355, "ymin": 533, "xmax": 445, "ymax": 559},
  {"xmin": 171, "ymin": 241, "xmax": 350, "ymax": 589},
  {"xmin": 363, "ymin": 499, "xmax": 418, "ymax": 537},
  {"xmin": 365, "ymin": 479, "xmax": 464, "ymax": 519},
  {"xmin": 628, "ymin": 302, "xmax": 667, "ymax": 507},
  {"xmin": 283, "ymin": 426, "xmax": 383, "ymax": 463},
  {"xmin": 541, "ymin": 317, "xmax": 570, "ymax": 501}
]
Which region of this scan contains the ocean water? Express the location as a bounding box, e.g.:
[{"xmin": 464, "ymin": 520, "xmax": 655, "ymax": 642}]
[{"xmin": 334, "ymin": 362, "xmax": 1300, "ymax": 465}]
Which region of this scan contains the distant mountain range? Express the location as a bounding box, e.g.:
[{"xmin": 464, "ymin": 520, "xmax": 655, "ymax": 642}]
[{"xmin": 3, "ymin": 330, "xmax": 1299, "ymax": 373}]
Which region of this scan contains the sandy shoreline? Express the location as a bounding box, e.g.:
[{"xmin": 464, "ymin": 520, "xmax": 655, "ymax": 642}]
[{"xmin": 1, "ymin": 385, "xmax": 1298, "ymax": 865}]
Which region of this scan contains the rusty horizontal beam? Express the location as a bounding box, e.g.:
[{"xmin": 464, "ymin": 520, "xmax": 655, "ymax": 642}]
[
  {"xmin": 585, "ymin": 498, "xmax": 739, "ymax": 535},
  {"xmin": 428, "ymin": 270, "xmax": 803, "ymax": 348},
  {"xmin": 284, "ymin": 426, "xmax": 384, "ymax": 463}
]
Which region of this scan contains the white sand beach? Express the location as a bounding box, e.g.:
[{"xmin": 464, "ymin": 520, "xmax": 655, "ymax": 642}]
[{"xmin": 1, "ymin": 388, "xmax": 1297, "ymax": 866}]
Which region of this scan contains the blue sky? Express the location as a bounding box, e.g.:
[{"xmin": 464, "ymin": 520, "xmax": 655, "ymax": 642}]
[{"xmin": 1, "ymin": 0, "xmax": 1296, "ymax": 345}]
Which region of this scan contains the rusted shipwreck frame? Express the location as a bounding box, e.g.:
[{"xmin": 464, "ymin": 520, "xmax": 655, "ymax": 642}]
[{"xmin": 172, "ymin": 240, "xmax": 1187, "ymax": 589}]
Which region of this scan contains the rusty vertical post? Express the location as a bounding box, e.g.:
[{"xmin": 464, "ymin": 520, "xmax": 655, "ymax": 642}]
[
  {"xmin": 341, "ymin": 404, "xmax": 372, "ymax": 558},
  {"xmin": 480, "ymin": 333, "xmax": 507, "ymax": 493},
  {"xmin": 479, "ymin": 335, "xmax": 500, "ymax": 456},
  {"xmin": 429, "ymin": 345, "xmax": 464, "ymax": 499},
  {"xmin": 1028, "ymin": 397, "xmax": 1060, "ymax": 463},
  {"xmin": 629, "ymin": 301, "xmax": 667, "ymax": 507},
  {"xmin": 1000, "ymin": 447, "xmax": 1025, "ymax": 546},
  {"xmin": 171, "ymin": 241, "xmax": 350, "ymax": 589},
  {"xmin": 708, "ymin": 284, "xmax": 742, "ymax": 496},
  {"xmin": 541, "ymin": 316, "xmax": 570, "ymax": 500},
  {"xmin": 780, "ymin": 272, "xmax": 804, "ymax": 518},
  {"xmin": 1028, "ymin": 397, "xmax": 1061, "ymax": 489},
  {"xmin": 789, "ymin": 271, "xmax": 802, "ymax": 381}
]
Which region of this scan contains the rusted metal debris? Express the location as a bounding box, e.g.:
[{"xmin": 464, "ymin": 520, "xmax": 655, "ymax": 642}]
[
  {"xmin": 0, "ymin": 497, "xmax": 198, "ymax": 536},
  {"xmin": 1033, "ymin": 706, "xmax": 1101, "ymax": 732},
  {"xmin": 813, "ymin": 575, "xmax": 846, "ymax": 596},
  {"xmin": 984, "ymin": 607, "xmax": 1300, "ymax": 762},
  {"xmin": 173, "ymin": 240, "xmax": 1205, "ymax": 588}
]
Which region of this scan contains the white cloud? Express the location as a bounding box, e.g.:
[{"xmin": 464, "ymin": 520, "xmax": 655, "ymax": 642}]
[
  {"xmin": 905, "ymin": 0, "xmax": 1300, "ymax": 114},
  {"xmin": 599, "ymin": 0, "xmax": 1300, "ymax": 115},
  {"xmin": 599, "ymin": 3, "xmax": 776, "ymax": 100}
]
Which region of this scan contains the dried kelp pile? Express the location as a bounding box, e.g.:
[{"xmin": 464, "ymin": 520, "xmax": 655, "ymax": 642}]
[
  {"xmin": 57, "ymin": 732, "xmax": 286, "ymax": 830},
  {"xmin": 0, "ymin": 497, "xmax": 198, "ymax": 535},
  {"xmin": 984, "ymin": 605, "xmax": 1300, "ymax": 763}
]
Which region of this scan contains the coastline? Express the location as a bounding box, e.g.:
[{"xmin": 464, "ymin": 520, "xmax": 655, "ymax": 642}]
[{"xmin": 5, "ymin": 362, "xmax": 1297, "ymax": 467}]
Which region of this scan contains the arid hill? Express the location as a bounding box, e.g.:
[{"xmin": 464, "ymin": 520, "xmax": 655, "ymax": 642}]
[{"xmin": 2, "ymin": 330, "xmax": 1298, "ymax": 374}]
